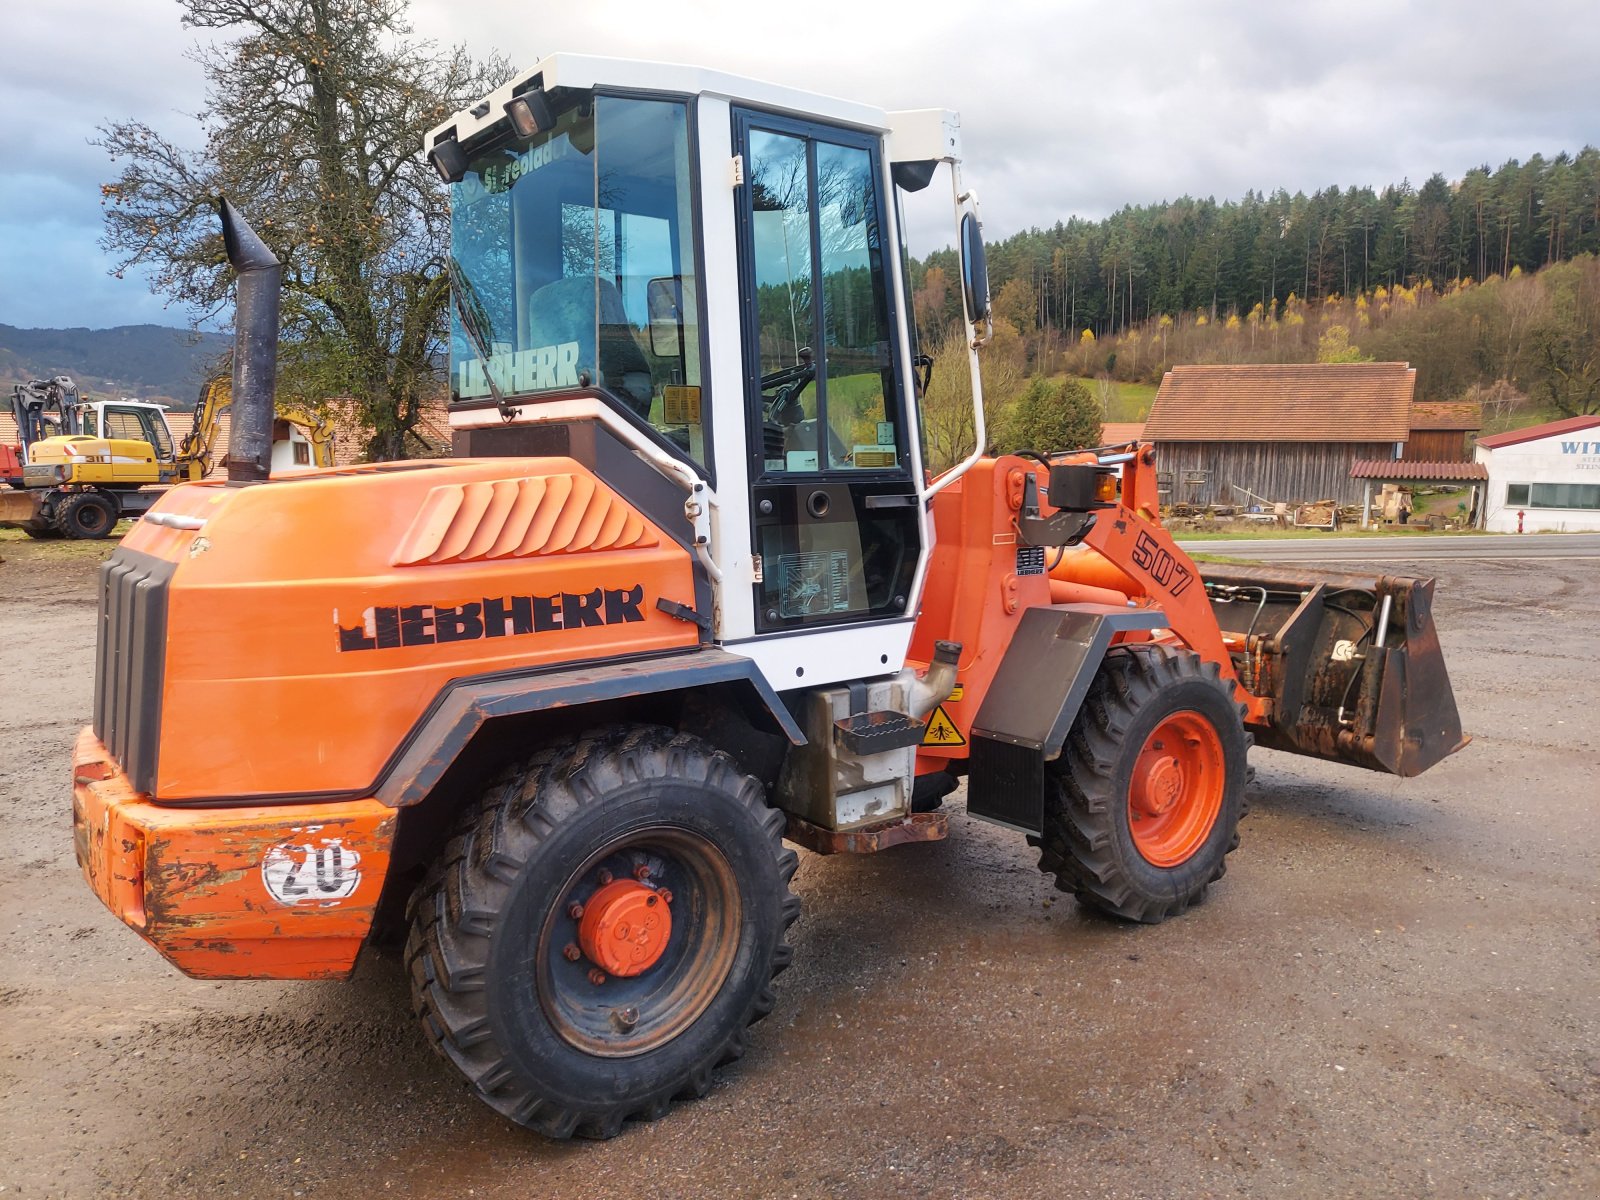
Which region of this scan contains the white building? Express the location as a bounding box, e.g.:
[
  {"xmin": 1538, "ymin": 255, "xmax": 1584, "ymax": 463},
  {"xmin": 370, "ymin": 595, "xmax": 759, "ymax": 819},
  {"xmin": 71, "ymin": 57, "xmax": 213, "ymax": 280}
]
[{"xmin": 1475, "ymin": 415, "xmax": 1600, "ymax": 532}]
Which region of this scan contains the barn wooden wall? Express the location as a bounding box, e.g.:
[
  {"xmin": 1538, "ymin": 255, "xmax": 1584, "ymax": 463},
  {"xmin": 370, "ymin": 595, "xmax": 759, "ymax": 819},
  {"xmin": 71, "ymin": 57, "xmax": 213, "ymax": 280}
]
[
  {"xmin": 1401, "ymin": 429, "xmax": 1472, "ymax": 462},
  {"xmin": 1155, "ymin": 442, "xmax": 1394, "ymax": 506}
]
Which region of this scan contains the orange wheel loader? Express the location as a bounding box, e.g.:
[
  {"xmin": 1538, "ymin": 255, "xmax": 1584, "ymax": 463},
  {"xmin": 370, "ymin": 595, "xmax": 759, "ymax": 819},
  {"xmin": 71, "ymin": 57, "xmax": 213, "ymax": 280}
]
[{"xmin": 71, "ymin": 55, "xmax": 1467, "ymax": 1140}]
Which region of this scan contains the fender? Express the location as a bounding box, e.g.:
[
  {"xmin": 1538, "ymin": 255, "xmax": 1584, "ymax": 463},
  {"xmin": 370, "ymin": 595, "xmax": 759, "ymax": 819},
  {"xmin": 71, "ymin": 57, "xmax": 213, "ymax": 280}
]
[
  {"xmin": 965, "ymin": 603, "xmax": 1168, "ymax": 834},
  {"xmin": 376, "ymin": 647, "xmax": 806, "ymax": 808}
]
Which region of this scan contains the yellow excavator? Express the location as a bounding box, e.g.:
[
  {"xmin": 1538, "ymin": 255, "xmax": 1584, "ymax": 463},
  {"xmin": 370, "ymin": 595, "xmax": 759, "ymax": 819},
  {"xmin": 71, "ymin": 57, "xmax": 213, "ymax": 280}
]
[{"xmin": 1, "ymin": 374, "xmax": 334, "ymax": 538}]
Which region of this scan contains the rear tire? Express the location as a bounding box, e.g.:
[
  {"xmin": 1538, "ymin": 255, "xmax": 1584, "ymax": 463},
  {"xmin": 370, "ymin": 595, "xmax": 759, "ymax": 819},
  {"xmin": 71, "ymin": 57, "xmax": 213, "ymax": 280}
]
[
  {"xmin": 56, "ymin": 492, "xmax": 119, "ymax": 539},
  {"xmin": 1034, "ymin": 646, "xmax": 1248, "ymax": 923},
  {"xmin": 406, "ymin": 725, "xmax": 800, "ymax": 1139}
]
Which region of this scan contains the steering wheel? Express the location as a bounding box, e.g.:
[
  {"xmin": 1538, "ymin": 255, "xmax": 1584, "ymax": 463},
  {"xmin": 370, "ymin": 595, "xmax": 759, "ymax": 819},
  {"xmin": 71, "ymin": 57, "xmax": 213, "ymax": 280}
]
[{"xmin": 759, "ymin": 348, "xmax": 815, "ymax": 426}]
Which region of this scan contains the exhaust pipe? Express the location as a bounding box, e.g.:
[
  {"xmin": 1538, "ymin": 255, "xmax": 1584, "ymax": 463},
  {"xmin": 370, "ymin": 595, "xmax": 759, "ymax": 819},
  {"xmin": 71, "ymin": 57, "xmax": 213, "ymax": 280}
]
[{"xmin": 219, "ymin": 198, "xmax": 280, "ymax": 484}]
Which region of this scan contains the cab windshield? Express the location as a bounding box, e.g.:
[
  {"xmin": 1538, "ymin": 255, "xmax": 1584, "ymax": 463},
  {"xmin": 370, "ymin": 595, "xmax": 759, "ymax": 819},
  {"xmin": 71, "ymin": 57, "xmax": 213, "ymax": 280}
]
[{"xmin": 449, "ymin": 93, "xmax": 705, "ymax": 460}]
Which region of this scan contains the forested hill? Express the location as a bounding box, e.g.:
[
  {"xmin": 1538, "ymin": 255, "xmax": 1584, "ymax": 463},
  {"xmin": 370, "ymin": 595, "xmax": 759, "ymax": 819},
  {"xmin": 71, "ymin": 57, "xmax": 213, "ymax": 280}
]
[
  {"xmin": 0, "ymin": 324, "xmax": 229, "ymax": 406},
  {"xmin": 918, "ymin": 148, "xmax": 1600, "ymax": 339}
]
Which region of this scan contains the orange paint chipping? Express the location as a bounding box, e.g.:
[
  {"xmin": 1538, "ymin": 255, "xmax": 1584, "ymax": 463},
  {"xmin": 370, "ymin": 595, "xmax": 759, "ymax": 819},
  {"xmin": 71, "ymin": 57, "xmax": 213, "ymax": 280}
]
[{"xmin": 71, "ymin": 729, "xmax": 395, "ymax": 980}]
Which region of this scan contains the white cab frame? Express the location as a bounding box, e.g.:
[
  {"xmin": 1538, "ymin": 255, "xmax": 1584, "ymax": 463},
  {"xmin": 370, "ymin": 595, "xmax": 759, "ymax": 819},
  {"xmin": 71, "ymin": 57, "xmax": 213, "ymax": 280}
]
[{"xmin": 438, "ymin": 54, "xmax": 980, "ymax": 695}]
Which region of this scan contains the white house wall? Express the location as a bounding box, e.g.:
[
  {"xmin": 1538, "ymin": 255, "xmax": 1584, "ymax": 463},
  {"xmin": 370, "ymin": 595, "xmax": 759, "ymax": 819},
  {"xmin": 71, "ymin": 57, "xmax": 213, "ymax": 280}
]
[{"xmin": 1476, "ymin": 431, "xmax": 1600, "ymax": 533}]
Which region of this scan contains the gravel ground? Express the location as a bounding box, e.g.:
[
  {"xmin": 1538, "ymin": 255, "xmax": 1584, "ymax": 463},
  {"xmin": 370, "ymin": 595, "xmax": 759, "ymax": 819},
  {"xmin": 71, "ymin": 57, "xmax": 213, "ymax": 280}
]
[{"xmin": 1, "ymin": 532, "xmax": 1595, "ymax": 1199}]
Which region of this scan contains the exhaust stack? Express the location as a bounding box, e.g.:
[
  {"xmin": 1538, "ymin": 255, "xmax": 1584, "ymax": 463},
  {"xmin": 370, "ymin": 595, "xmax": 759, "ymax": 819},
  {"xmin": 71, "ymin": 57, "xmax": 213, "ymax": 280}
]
[{"xmin": 219, "ymin": 198, "xmax": 280, "ymax": 484}]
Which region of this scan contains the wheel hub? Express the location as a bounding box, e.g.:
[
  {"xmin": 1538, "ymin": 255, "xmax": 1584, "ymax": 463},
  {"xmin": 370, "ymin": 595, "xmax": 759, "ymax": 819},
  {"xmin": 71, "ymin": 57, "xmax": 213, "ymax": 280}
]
[
  {"xmin": 578, "ymin": 879, "xmax": 671, "ymax": 977},
  {"xmin": 1126, "ymin": 711, "xmax": 1226, "ymax": 867},
  {"xmin": 1133, "ymin": 750, "xmax": 1184, "ymax": 817}
]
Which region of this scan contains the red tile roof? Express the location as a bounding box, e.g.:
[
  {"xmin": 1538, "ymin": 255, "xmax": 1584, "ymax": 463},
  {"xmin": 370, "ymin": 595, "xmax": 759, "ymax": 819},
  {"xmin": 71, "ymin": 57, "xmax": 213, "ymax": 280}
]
[
  {"xmin": 165, "ymin": 411, "xmax": 232, "ymax": 475},
  {"xmin": 1100, "ymin": 421, "xmax": 1146, "ymax": 444},
  {"xmin": 1145, "ymin": 363, "xmax": 1415, "ymax": 443},
  {"xmin": 1475, "ymin": 415, "xmax": 1600, "ymax": 450},
  {"xmin": 1350, "ymin": 459, "xmax": 1488, "ymax": 482},
  {"xmin": 1409, "ymin": 402, "xmax": 1482, "ymax": 432},
  {"xmin": 322, "ymin": 393, "xmax": 453, "ymax": 465}
]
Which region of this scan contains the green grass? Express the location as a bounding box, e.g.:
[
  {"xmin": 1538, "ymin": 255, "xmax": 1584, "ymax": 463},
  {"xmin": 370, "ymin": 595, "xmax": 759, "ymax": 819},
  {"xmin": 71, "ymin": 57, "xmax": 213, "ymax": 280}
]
[
  {"xmin": 1412, "ymin": 487, "xmax": 1472, "ymax": 517},
  {"xmin": 1057, "ymin": 376, "xmax": 1158, "ymax": 423}
]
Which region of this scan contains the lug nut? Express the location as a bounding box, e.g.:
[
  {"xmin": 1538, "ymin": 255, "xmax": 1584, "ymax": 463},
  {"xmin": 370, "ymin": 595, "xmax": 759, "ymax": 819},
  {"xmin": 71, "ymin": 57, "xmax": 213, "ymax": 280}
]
[
  {"xmin": 633, "ymin": 863, "xmax": 652, "ymax": 881},
  {"xmin": 587, "ymin": 967, "xmax": 608, "ymax": 986},
  {"xmin": 657, "ymin": 888, "xmax": 673, "ymax": 905},
  {"xmin": 611, "ymin": 1006, "xmax": 640, "ymax": 1032},
  {"xmin": 597, "ymin": 868, "xmax": 614, "ymax": 886},
  {"xmin": 563, "ymin": 943, "xmax": 582, "ymax": 962},
  {"xmin": 567, "ymin": 902, "xmax": 584, "ymax": 920}
]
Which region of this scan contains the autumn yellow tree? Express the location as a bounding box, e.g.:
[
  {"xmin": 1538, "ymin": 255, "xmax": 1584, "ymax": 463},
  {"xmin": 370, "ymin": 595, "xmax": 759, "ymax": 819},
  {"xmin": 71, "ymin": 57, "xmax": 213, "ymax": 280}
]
[{"xmin": 919, "ymin": 320, "xmax": 1028, "ymax": 471}]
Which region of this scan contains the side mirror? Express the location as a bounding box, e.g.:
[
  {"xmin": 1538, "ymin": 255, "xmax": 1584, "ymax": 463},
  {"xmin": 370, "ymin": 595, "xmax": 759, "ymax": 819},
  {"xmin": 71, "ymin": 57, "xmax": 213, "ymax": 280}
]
[
  {"xmin": 646, "ymin": 277, "xmax": 683, "ymax": 358},
  {"xmin": 959, "ymin": 211, "xmax": 990, "ymax": 327}
]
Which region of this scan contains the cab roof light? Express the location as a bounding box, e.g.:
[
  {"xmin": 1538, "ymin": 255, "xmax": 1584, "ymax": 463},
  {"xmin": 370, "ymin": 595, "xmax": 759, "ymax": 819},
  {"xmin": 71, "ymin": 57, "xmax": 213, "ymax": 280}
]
[
  {"xmin": 504, "ymin": 90, "xmax": 554, "ymax": 141},
  {"xmin": 429, "ymin": 136, "xmax": 469, "ymax": 184}
]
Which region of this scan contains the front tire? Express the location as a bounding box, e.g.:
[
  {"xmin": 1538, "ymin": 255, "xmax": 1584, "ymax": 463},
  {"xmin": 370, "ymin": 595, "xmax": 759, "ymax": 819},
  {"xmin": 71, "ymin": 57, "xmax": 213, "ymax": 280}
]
[
  {"xmin": 1035, "ymin": 646, "xmax": 1248, "ymax": 923},
  {"xmin": 56, "ymin": 491, "xmax": 119, "ymax": 539},
  {"xmin": 406, "ymin": 726, "xmax": 800, "ymax": 1139}
]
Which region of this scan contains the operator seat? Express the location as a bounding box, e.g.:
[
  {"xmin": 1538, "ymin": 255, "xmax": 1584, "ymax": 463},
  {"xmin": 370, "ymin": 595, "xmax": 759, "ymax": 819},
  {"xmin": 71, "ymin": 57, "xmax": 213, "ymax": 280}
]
[{"xmin": 526, "ymin": 277, "xmax": 653, "ymax": 417}]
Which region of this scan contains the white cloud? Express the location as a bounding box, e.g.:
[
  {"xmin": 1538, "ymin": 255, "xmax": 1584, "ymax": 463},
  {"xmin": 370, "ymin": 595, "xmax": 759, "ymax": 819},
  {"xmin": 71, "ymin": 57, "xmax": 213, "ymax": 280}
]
[{"xmin": 3, "ymin": 0, "xmax": 1597, "ymax": 327}]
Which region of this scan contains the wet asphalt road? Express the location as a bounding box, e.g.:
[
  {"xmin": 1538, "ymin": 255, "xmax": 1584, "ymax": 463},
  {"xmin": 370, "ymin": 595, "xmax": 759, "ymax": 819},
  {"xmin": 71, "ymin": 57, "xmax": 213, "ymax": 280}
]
[{"xmin": 1, "ymin": 534, "xmax": 1597, "ymax": 1199}]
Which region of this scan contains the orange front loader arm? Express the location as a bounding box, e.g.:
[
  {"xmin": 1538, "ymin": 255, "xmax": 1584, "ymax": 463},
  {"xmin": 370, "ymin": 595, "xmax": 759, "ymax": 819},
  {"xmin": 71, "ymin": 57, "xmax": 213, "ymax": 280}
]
[
  {"xmin": 908, "ymin": 446, "xmax": 1268, "ymax": 767},
  {"xmin": 1067, "ymin": 444, "xmax": 1270, "ymax": 725}
]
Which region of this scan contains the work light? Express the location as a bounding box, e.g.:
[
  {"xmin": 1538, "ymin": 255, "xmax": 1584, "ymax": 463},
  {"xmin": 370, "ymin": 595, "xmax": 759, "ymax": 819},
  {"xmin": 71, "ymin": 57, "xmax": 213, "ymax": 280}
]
[
  {"xmin": 504, "ymin": 91, "xmax": 554, "ymax": 140},
  {"xmin": 428, "ymin": 137, "xmax": 469, "ymax": 184}
]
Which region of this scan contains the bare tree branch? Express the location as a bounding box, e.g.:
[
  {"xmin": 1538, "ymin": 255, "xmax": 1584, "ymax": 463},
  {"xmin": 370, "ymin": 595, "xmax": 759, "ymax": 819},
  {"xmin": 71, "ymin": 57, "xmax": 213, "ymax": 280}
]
[{"xmin": 97, "ymin": 0, "xmax": 511, "ymax": 458}]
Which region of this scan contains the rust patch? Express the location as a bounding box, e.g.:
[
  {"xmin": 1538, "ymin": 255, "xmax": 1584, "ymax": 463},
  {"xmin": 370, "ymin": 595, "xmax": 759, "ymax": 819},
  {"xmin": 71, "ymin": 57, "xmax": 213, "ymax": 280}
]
[
  {"xmin": 72, "ymin": 728, "xmax": 397, "ymax": 980},
  {"xmin": 785, "ymin": 811, "xmax": 949, "ymax": 855}
]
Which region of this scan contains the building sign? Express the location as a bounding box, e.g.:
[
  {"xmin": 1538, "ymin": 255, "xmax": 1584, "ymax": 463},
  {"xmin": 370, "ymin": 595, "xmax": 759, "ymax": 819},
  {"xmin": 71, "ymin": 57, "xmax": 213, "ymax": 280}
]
[{"xmin": 1560, "ymin": 440, "xmax": 1600, "ymax": 471}]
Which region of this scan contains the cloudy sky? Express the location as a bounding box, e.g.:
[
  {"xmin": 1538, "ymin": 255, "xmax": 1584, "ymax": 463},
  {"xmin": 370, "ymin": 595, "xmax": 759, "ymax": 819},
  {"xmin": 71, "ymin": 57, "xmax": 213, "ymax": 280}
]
[{"xmin": 4, "ymin": 0, "xmax": 1597, "ymax": 329}]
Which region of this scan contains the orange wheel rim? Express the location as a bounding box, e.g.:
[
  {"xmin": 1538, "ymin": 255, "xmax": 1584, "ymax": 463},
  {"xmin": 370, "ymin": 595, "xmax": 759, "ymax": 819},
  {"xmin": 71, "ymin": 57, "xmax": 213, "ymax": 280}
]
[{"xmin": 1127, "ymin": 711, "xmax": 1225, "ymax": 867}]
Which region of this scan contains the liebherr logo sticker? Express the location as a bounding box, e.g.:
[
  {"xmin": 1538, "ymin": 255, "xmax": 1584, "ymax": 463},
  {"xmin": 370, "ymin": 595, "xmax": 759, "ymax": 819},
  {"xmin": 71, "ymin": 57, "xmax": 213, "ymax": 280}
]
[
  {"xmin": 334, "ymin": 585, "xmax": 646, "ymax": 652},
  {"xmin": 262, "ymin": 840, "xmax": 361, "ymax": 905}
]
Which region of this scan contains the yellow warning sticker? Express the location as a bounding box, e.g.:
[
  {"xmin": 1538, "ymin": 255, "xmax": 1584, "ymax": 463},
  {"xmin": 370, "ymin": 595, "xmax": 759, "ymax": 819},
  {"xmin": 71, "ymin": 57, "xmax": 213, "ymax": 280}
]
[
  {"xmin": 921, "ymin": 704, "xmax": 966, "ymax": 747},
  {"xmin": 663, "ymin": 386, "xmax": 701, "ymax": 424},
  {"xmin": 947, "ymin": 684, "xmax": 964, "ymax": 702}
]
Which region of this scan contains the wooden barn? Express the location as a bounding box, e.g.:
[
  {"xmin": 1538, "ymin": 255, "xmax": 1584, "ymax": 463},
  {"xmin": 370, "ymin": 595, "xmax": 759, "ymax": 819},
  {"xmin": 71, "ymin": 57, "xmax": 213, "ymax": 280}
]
[
  {"xmin": 1401, "ymin": 401, "xmax": 1481, "ymax": 462},
  {"xmin": 1144, "ymin": 363, "xmax": 1416, "ymax": 507}
]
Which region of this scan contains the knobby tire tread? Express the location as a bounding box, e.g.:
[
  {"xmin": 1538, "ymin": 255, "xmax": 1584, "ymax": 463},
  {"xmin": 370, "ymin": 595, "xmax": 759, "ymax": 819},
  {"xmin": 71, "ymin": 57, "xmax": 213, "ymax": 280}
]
[
  {"xmin": 1034, "ymin": 645, "xmax": 1249, "ymax": 923},
  {"xmin": 404, "ymin": 725, "xmax": 798, "ymax": 1139}
]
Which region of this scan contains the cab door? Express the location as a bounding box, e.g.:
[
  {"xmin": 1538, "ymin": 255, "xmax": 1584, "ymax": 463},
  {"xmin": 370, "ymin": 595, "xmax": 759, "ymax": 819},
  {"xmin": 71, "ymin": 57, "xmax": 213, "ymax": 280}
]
[
  {"xmin": 100, "ymin": 405, "xmax": 168, "ymax": 482},
  {"xmin": 733, "ymin": 110, "xmax": 921, "ymax": 634}
]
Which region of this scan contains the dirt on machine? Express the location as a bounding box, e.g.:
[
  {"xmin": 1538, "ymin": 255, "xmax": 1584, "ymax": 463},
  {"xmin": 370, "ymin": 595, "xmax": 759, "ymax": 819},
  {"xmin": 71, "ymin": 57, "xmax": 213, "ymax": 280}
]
[
  {"xmin": 69, "ymin": 55, "xmax": 1467, "ymax": 1142},
  {"xmin": 1, "ymin": 371, "xmax": 333, "ymax": 539}
]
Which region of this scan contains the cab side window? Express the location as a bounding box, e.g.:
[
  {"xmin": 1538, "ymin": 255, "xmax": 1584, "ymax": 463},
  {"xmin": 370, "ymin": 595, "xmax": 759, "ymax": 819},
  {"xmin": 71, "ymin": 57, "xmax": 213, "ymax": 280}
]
[
  {"xmin": 744, "ymin": 122, "xmax": 903, "ymax": 477},
  {"xmin": 737, "ymin": 112, "xmax": 919, "ymax": 633},
  {"xmin": 103, "ymin": 411, "xmax": 144, "ymax": 442}
]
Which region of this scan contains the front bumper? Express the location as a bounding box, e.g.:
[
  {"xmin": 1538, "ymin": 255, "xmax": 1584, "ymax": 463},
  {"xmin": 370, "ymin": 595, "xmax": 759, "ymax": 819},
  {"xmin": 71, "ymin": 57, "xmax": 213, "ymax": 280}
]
[{"xmin": 71, "ymin": 728, "xmax": 397, "ymax": 980}]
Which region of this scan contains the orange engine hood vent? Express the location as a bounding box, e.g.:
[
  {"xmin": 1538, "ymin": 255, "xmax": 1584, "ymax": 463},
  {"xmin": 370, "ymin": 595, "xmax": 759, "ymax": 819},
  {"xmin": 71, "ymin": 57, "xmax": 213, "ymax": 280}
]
[{"xmin": 393, "ymin": 472, "xmax": 659, "ymax": 566}]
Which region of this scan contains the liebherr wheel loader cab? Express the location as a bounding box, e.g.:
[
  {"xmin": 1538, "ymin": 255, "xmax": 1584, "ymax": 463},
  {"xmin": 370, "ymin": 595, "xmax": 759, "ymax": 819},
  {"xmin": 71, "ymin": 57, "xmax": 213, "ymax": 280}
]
[{"xmin": 72, "ymin": 54, "xmax": 1465, "ymax": 1139}]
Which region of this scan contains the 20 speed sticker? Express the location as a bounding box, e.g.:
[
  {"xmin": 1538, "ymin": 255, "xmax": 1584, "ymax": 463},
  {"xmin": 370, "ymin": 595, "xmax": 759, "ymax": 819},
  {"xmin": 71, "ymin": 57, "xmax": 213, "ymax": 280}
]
[{"xmin": 261, "ymin": 841, "xmax": 362, "ymax": 905}]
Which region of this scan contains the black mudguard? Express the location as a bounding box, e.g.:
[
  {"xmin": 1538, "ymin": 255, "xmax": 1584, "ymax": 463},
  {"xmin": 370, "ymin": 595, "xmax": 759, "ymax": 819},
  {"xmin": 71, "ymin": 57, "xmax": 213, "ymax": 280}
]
[
  {"xmin": 966, "ymin": 604, "xmax": 1169, "ymax": 834},
  {"xmin": 376, "ymin": 647, "xmax": 805, "ymax": 808}
]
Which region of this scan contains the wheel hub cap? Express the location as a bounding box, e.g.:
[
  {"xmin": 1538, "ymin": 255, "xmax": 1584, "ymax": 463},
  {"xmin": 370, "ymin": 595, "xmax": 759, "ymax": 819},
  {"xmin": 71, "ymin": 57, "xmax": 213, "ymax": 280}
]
[
  {"xmin": 1134, "ymin": 752, "xmax": 1184, "ymax": 817},
  {"xmin": 578, "ymin": 880, "xmax": 671, "ymax": 977}
]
